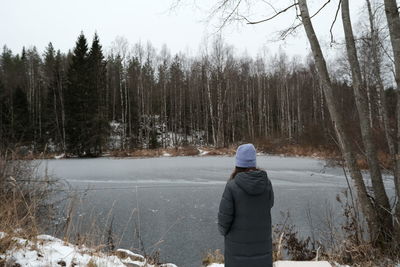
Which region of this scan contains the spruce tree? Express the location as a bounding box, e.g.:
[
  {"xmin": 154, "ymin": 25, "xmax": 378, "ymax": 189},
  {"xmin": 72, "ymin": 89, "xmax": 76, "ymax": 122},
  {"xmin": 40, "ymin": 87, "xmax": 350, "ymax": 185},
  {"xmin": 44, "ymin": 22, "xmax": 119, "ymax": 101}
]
[
  {"xmin": 88, "ymin": 33, "xmax": 108, "ymax": 155},
  {"xmin": 65, "ymin": 33, "xmax": 89, "ymax": 156},
  {"xmin": 42, "ymin": 43, "xmax": 56, "ymax": 148}
]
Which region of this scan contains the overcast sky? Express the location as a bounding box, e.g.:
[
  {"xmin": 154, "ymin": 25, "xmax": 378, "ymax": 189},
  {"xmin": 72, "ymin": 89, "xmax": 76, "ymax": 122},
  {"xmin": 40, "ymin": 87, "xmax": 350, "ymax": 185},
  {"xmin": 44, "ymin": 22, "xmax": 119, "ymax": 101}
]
[{"xmin": 1, "ymin": 0, "xmax": 366, "ymax": 58}]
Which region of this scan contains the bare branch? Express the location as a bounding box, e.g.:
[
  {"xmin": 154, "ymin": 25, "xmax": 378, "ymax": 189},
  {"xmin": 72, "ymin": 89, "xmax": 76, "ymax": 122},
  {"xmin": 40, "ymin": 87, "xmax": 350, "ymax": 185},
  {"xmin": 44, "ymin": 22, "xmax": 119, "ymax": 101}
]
[
  {"xmin": 330, "ymin": 0, "xmax": 342, "ymax": 45},
  {"xmin": 246, "ymin": 3, "xmax": 298, "ymax": 24},
  {"xmin": 220, "ymin": 0, "xmax": 243, "ymax": 30},
  {"xmin": 261, "ymin": 0, "xmax": 278, "ymax": 14},
  {"xmin": 308, "ymin": 0, "xmax": 331, "ymax": 19},
  {"xmin": 246, "ymin": 0, "xmax": 331, "ymax": 25},
  {"xmin": 377, "ymin": 38, "xmax": 395, "ymax": 65},
  {"xmin": 279, "ymin": 22, "xmax": 303, "ymax": 40}
]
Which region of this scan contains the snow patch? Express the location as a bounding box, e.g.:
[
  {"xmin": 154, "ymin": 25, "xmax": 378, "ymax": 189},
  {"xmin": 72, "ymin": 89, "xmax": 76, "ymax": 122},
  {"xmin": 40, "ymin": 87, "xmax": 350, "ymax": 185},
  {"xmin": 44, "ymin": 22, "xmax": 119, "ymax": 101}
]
[
  {"xmin": 36, "ymin": 234, "xmax": 61, "ymax": 242},
  {"xmin": 0, "ymin": 232, "xmax": 6, "ymax": 239},
  {"xmin": 0, "ymin": 234, "xmax": 176, "ymax": 267},
  {"xmin": 54, "ymin": 153, "xmax": 65, "ymax": 159},
  {"xmin": 198, "ymin": 148, "xmax": 209, "ymax": 156},
  {"xmin": 116, "ymin": 248, "xmax": 145, "ymax": 260}
]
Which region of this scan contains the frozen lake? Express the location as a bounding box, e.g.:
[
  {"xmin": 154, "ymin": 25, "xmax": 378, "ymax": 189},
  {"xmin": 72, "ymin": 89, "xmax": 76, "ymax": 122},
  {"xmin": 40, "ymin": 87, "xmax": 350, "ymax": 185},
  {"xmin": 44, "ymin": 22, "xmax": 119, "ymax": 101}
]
[{"xmin": 38, "ymin": 155, "xmax": 395, "ymax": 267}]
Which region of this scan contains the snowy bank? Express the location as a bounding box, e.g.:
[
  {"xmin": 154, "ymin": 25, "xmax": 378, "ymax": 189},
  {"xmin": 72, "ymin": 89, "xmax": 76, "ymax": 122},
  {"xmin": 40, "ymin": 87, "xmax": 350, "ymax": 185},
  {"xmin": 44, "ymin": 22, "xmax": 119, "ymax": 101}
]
[{"xmin": 0, "ymin": 232, "xmax": 176, "ymax": 267}]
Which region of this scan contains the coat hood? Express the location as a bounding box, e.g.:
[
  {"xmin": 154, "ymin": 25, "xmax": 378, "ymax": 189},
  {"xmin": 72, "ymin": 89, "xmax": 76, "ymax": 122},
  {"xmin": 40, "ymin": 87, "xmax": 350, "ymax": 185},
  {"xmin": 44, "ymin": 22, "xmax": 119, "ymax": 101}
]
[{"xmin": 234, "ymin": 170, "xmax": 269, "ymax": 195}]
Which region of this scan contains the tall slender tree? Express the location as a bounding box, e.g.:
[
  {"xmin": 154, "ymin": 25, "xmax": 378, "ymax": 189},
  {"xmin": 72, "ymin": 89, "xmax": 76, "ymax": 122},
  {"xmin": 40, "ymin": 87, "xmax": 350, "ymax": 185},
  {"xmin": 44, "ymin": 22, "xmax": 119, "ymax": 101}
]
[
  {"xmin": 88, "ymin": 33, "xmax": 109, "ymax": 155},
  {"xmin": 65, "ymin": 33, "xmax": 89, "ymax": 156}
]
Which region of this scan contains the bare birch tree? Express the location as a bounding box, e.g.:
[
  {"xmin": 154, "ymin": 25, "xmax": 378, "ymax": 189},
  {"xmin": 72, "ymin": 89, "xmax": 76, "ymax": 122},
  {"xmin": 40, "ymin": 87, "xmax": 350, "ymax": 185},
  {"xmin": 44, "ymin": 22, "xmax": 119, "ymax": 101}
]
[
  {"xmin": 341, "ymin": 0, "xmax": 393, "ymax": 241},
  {"xmin": 383, "ymin": 0, "xmax": 400, "ymax": 236}
]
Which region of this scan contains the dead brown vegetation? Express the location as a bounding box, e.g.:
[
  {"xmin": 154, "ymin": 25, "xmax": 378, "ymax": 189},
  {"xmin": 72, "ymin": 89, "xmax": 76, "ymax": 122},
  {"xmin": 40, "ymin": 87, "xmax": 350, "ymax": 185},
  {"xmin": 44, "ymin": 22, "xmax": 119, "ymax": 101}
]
[
  {"xmin": 0, "ymin": 154, "xmax": 62, "ymax": 264},
  {"xmin": 202, "ymin": 249, "xmax": 224, "ymax": 266}
]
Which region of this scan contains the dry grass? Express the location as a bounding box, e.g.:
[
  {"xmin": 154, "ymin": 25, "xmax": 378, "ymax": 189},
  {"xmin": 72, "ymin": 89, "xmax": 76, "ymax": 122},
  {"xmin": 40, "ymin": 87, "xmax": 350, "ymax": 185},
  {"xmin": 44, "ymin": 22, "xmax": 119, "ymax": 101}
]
[
  {"xmin": 86, "ymin": 259, "xmax": 98, "ymax": 267},
  {"xmin": 356, "ymin": 150, "xmax": 392, "ymax": 170},
  {"xmin": 110, "ymin": 146, "xmax": 201, "ymax": 158},
  {"xmin": 205, "ymin": 147, "xmax": 236, "ymax": 156},
  {"xmin": 202, "ymin": 249, "xmax": 224, "ymax": 266},
  {"xmin": 0, "ymin": 155, "xmax": 56, "ymax": 255},
  {"xmin": 254, "ymin": 138, "xmax": 340, "ymax": 159}
]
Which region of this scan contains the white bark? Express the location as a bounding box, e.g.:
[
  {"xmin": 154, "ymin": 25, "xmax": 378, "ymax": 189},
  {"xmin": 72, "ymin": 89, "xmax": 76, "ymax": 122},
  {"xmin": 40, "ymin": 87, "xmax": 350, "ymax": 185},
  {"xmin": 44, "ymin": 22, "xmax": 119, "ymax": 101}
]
[
  {"xmin": 383, "ymin": 0, "xmax": 400, "ymax": 234},
  {"xmin": 341, "ymin": 0, "xmax": 392, "ymax": 237},
  {"xmin": 298, "ymin": 0, "xmax": 380, "ymax": 241}
]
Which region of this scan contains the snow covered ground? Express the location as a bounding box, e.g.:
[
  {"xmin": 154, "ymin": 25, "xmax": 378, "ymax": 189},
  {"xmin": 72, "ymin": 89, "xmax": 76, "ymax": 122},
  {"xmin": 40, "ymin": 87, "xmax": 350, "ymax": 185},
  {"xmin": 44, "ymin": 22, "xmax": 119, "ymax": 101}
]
[
  {"xmin": 0, "ymin": 232, "xmax": 177, "ymax": 267},
  {"xmin": 0, "ymin": 231, "xmax": 348, "ymax": 267},
  {"xmin": 2, "ymin": 232, "xmax": 399, "ymax": 267}
]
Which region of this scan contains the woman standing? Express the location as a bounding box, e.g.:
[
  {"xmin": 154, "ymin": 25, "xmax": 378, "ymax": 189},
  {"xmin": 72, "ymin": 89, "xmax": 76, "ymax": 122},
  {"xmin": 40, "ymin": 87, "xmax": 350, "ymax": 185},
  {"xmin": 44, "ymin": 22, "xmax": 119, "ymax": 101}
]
[{"xmin": 218, "ymin": 143, "xmax": 274, "ymax": 267}]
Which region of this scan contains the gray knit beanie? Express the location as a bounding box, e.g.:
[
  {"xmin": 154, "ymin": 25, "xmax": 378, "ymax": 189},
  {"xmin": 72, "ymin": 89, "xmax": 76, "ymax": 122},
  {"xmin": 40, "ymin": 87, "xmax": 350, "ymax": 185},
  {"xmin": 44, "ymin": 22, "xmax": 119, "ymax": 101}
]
[{"xmin": 235, "ymin": 143, "xmax": 257, "ymax": 168}]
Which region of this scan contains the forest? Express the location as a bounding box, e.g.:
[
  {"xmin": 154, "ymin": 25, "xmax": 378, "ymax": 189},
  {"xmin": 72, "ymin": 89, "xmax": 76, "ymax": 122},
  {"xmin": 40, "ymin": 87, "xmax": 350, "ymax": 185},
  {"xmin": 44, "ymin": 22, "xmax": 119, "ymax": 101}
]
[{"xmin": 0, "ymin": 28, "xmax": 395, "ymax": 157}]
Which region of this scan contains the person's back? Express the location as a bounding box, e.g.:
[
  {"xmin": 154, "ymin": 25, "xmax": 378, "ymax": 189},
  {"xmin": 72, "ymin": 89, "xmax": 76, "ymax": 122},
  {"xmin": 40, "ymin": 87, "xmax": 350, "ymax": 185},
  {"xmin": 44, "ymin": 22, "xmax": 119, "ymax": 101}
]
[{"xmin": 218, "ymin": 144, "xmax": 274, "ymax": 267}]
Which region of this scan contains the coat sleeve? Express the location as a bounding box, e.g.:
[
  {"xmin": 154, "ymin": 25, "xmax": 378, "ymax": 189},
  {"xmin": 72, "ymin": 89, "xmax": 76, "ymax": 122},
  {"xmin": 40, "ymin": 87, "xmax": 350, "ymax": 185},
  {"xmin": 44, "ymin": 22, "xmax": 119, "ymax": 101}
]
[{"xmin": 218, "ymin": 182, "xmax": 235, "ymax": 236}]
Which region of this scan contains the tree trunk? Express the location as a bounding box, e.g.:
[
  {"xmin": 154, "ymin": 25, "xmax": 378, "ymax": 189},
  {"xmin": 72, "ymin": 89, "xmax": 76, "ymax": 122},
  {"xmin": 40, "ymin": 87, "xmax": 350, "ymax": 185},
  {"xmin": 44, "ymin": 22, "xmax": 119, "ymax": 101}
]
[
  {"xmin": 383, "ymin": 0, "xmax": 400, "ymax": 236},
  {"xmin": 365, "ymin": 0, "xmax": 395, "ymax": 158},
  {"xmin": 298, "ymin": 0, "xmax": 381, "ymax": 242},
  {"xmin": 206, "ymin": 74, "xmax": 217, "ymax": 146},
  {"xmin": 341, "ymin": 0, "xmax": 393, "ymax": 241}
]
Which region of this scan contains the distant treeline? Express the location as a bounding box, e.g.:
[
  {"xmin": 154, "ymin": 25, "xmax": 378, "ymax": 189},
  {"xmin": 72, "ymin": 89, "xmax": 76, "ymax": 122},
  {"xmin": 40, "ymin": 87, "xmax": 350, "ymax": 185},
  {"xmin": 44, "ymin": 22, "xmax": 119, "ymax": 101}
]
[{"xmin": 0, "ymin": 33, "xmax": 395, "ymax": 156}]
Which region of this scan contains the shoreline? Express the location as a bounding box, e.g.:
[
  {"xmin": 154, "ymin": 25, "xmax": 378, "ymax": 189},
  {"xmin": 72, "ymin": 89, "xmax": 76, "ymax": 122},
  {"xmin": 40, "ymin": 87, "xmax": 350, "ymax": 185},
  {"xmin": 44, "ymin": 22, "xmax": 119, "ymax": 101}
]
[
  {"xmin": 11, "ymin": 144, "xmax": 341, "ymax": 161},
  {"xmin": 7, "ymin": 144, "xmax": 392, "ymax": 170}
]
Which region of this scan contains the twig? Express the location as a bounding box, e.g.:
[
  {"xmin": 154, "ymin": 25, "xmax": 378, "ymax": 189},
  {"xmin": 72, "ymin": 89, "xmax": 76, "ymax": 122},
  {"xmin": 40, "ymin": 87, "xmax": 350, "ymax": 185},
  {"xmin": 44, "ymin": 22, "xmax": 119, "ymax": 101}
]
[
  {"xmin": 219, "ymin": 0, "xmax": 243, "ymax": 30},
  {"xmin": 310, "ymin": 0, "xmax": 331, "ymax": 19},
  {"xmin": 117, "ymin": 207, "xmax": 137, "ymax": 248},
  {"xmin": 148, "ymin": 216, "xmax": 185, "ymax": 255},
  {"xmin": 277, "ymin": 232, "xmax": 284, "ymax": 259},
  {"xmin": 246, "ymin": 3, "xmax": 298, "ymax": 24},
  {"xmin": 261, "ymin": 0, "xmax": 278, "ymax": 14},
  {"xmin": 101, "ymin": 200, "xmax": 117, "ymax": 244},
  {"xmin": 279, "ymin": 22, "xmax": 303, "ymax": 40},
  {"xmin": 135, "ymin": 186, "xmax": 142, "ymax": 252},
  {"xmin": 377, "ymin": 38, "xmax": 395, "ymax": 65},
  {"xmin": 330, "ymin": 0, "xmax": 342, "ymax": 45}
]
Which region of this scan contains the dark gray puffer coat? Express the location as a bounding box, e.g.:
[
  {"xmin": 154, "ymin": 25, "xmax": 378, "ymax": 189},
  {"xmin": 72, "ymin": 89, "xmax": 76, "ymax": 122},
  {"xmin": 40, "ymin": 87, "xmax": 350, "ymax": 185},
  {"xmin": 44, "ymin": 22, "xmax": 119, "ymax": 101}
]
[{"xmin": 218, "ymin": 170, "xmax": 274, "ymax": 267}]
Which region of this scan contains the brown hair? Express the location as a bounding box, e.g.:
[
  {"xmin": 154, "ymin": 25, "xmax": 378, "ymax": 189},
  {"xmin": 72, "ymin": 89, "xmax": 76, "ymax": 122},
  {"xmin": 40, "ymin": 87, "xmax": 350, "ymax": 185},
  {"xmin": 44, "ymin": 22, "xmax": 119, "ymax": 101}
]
[{"xmin": 230, "ymin": 166, "xmax": 259, "ymax": 180}]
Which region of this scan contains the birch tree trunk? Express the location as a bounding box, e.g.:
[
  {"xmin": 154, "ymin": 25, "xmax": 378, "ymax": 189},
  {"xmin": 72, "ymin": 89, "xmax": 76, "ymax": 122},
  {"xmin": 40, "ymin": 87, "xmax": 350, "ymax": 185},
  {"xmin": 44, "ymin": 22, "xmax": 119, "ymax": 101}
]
[
  {"xmin": 298, "ymin": 0, "xmax": 380, "ymax": 242},
  {"xmin": 206, "ymin": 75, "xmax": 217, "ymax": 146},
  {"xmin": 383, "ymin": 0, "xmax": 400, "ymax": 236},
  {"xmin": 341, "ymin": 0, "xmax": 393, "ymax": 240},
  {"xmin": 365, "ymin": 0, "xmax": 394, "ymax": 158}
]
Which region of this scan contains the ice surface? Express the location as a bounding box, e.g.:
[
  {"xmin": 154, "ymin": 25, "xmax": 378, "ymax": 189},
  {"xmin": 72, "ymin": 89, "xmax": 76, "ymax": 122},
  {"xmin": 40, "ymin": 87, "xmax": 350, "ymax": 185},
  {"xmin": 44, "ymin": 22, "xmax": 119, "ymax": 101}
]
[{"xmin": 33, "ymin": 155, "xmax": 396, "ymax": 267}]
